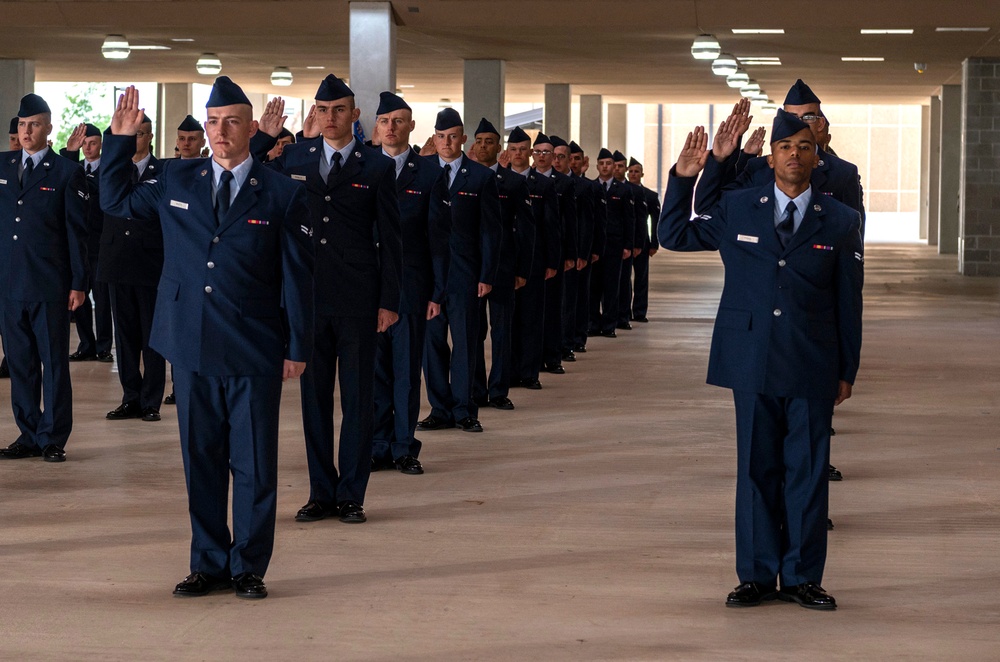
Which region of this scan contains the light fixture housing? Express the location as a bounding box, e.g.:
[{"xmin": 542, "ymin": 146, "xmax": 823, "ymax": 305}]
[
  {"xmin": 752, "ymin": 91, "xmax": 769, "ymax": 102},
  {"xmin": 740, "ymin": 80, "xmax": 761, "ymax": 98},
  {"xmin": 102, "ymin": 34, "xmax": 130, "ymax": 60},
  {"xmin": 196, "ymin": 53, "xmax": 222, "ymax": 75},
  {"xmin": 726, "ymin": 69, "xmax": 750, "ymax": 88},
  {"xmin": 270, "ymin": 67, "xmax": 293, "ymax": 86},
  {"xmin": 712, "ymin": 53, "xmax": 738, "ymax": 76},
  {"xmin": 762, "ymin": 100, "xmax": 778, "ymax": 111},
  {"xmin": 691, "ymin": 34, "xmax": 721, "ymax": 60}
]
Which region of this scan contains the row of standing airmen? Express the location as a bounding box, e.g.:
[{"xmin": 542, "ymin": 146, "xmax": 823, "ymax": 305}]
[{"xmin": 0, "ymin": 74, "xmax": 660, "ymax": 599}]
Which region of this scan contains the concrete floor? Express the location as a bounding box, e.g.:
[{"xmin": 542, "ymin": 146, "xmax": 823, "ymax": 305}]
[{"xmin": 1, "ymin": 244, "xmax": 998, "ymax": 661}]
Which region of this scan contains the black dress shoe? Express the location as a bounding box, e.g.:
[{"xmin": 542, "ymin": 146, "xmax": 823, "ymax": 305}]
[
  {"xmin": 0, "ymin": 358, "xmax": 9, "ymax": 378},
  {"xmin": 562, "ymin": 351, "xmax": 576, "ymax": 362},
  {"xmin": 573, "ymin": 344, "xmax": 587, "ymax": 353},
  {"xmin": 68, "ymin": 350, "xmax": 97, "ymax": 361},
  {"xmin": 173, "ymin": 572, "xmax": 232, "ymax": 597},
  {"xmin": 828, "ymin": 464, "xmax": 843, "ymax": 481},
  {"xmin": 616, "ymin": 322, "xmax": 632, "ymax": 330},
  {"xmin": 141, "ymin": 408, "xmax": 161, "ymax": 422},
  {"xmin": 338, "ymin": 501, "xmax": 367, "ymax": 523},
  {"xmin": 520, "ymin": 378, "xmax": 542, "ymax": 390},
  {"xmin": 96, "ymin": 351, "xmax": 115, "ymax": 363},
  {"xmin": 107, "ymin": 401, "xmax": 142, "ymax": 420},
  {"xmin": 395, "ymin": 455, "xmax": 424, "ymax": 475},
  {"xmin": 233, "ymin": 572, "xmax": 267, "ymax": 599},
  {"xmin": 489, "ymin": 396, "xmax": 515, "ymax": 410},
  {"xmin": 586, "ymin": 329, "xmax": 600, "ymax": 338},
  {"xmin": 456, "ymin": 416, "xmax": 483, "ymax": 433},
  {"xmin": 473, "ymin": 395, "xmax": 490, "ymax": 407},
  {"xmin": 416, "ymin": 415, "xmax": 453, "ymax": 431},
  {"xmin": 42, "ymin": 444, "xmax": 66, "ymax": 463},
  {"xmin": 726, "ymin": 581, "xmax": 778, "ymax": 608},
  {"xmin": 633, "ymin": 316, "xmax": 649, "ymax": 323},
  {"xmin": 164, "ymin": 393, "xmax": 176, "ymax": 405},
  {"xmin": 543, "ymin": 364, "xmax": 565, "ymax": 374},
  {"xmin": 827, "ymin": 518, "xmax": 835, "ymax": 531},
  {"xmin": 371, "ymin": 456, "xmax": 395, "ymax": 472},
  {"xmin": 0, "ymin": 441, "xmax": 43, "ymax": 459},
  {"xmin": 830, "ymin": 426, "xmax": 836, "ymax": 436},
  {"xmin": 295, "ymin": 500, "xmax": 336, "ymax": 522},
  {"xmin": 599, "ymin": 330, "xmax": 617, "ymax": 338},
  {"xmin": 778, "ymin": 583, "xmax": 837, "ymax": 610}
]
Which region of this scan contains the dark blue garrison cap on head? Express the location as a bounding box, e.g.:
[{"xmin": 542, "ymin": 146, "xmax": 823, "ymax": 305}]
[
  {"xmin": 628, "ymin": 157, "xmax": 641, "ymax": 167},
  {"xmin": 18, "ymin": 94, "xmax": 51, "ymax": 117},
  {"xmin": 533, "ymin": 132, "xmax": 552, "ymax": 146},
  {"xmin": 507, "ymin": 126, "xmax": 530, "ymax": 144},
  {"xmin": 475, "ymin": 118, "xmax": 500, "ymax": 137},
  {"xmin": 316, "ymin": 74, "xmax": 354, "ymax": 101},
  {"xmin": 597, "ymin": 148, "xmax": 614, "ymax": 160},
  {"xmin": 84, "ymin": 123, "xmax": 101, "ymax": 137},
  {"xmin": 770, "ymin": 109, "xmax": 813, "ymax": 143},
  {"xmin": 569, "ymin": 141, "xmax": 584, "ymax": 154},
  {"xmin": 206, "ymin": 76, "xmax": 252, "ymax": 108},
  {"xmin": 376, "ymin": 91, "xmax": 410, "ymax": 115},
  {"xmin": 9, "ymin": 117, "xmax": 18, "ymax": 134},
  {"xmin": 784, "ymin": 79, "xmax": 821, "ymax": 106},
  {"xmin": 549, "ymin": 135, "xmax": 568, "ymax": 149},
  {"xmin": 435, "ymin": 108, "xmax": 463, "ymax": 131},
  {"xmin": 177, "ymin": 115, "xmax": 204, "ymax": 132},
  {"xmin": 612, "ymin": 150, "xmax": 627, "ymax": 162}
]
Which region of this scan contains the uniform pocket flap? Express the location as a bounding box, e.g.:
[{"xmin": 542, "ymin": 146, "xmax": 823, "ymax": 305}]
[{"xmin": 716, "ymin": 307, "xmax": 752, "ymax": 330}]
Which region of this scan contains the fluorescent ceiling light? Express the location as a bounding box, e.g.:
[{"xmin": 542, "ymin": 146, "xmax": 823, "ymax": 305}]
[
  {"xmin": 306, "ymin": 66, "xmax": 325, "ymax": 70},
  {"xmin": 726, "ymin": 69, "xmax": 749, "ymax": 88},
  {"xmin": 270, "ymin": 67, "xmax": 293, "ymax": 86},
  {"xmin": 860, "ymin": 29, "xmax": 913, "ymax": 34},
  {"xmin": 762, "ymin": 100, "xmax": 778, "ymax": 111},
  {"xmin": 399, "ymin": 84, "xmax": 416, "ymax": 88},
  {"xmin": 732, "ymin": 29, "xmax": 784, "ymax": 34},
  {"xmin": 171, "ymin": 38, "xmax": 195, "ymax": 42},
  {"xmin": 739, "ymin": 80, "xmax": 761, "ymax": 98},
  {"xmin": 130, "ymin": 45, "xmax": 171, "ymax": 51},
  {"xmin": 936, "ymin": 27, "xmax": 990, "ymax": 32},
  {"xmin": 740, "ymin": 57, "xmax": 782, "ymax": 66},
  {"xmin": 841, "ymin": 57, "xmax": 885, "ymax": 61},
  {"xmin": 691, "ymin": 34, "xmax": 721, "ymax": 60}
]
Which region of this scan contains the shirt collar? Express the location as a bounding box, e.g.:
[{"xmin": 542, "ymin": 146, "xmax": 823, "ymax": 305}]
[
  {"xmin": 324, "ymin": 138, "xmax": 356, "ymax": 166},
  {"xmin": 211, "ymin": 154, "xmax": 254, "ymax": 191},
  {"xmin": 133, "ymin": 153, "xmax": 152, "ymax": 176},
  {"xmin": 536, "ymin": 168, "xmax": 553, "ymax": 177},
  {"xmin": 84, "ymin": 157, "xmax": 100, "ymax": 170},
  {"xmin": 22, "ymin": 147, "xmax": 48, "ymax": 168},
  {"xmin": 488, "ymin": 162, "xmax": 499, "ymax": 172},
  {"xmin": 773, "ymin": 183, "xmax": 812, "ymax": 227},
  {"xmin": 382, "ymin": 147, "xmax": 409, "ymax": 177}
]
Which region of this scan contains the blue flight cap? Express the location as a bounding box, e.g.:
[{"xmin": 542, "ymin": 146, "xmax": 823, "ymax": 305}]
[
  {"xmin": 206, "ymin": 76, "xmax": 252, "ymax": 108},
  {"xmin": 783, "ymin": 79, "xmax": 821, "ymax": 106},
  {"xmin": 9, "ymin": 117, "xmax": 18, "ymax": 134},
  {"xmin": 177, "ymin": 115, "xmax": 204, "ymax": 132},
  {"xmin": 18, "ymin": 93, "xmax": 51, "ymax": 117},
  {"xmin": 84, "ymin": 123, "xmax": 102, "ymax": 138},
  {"xmin": 507, "ymin": 126, "xmax": 530, "ymax": 144},
  {"xmin": 376, "ymin": 91, "xmax": 410, "ymax": 115},
  {"xmin": 533, "ymin": 132, "xmax": 552, "ymax": 146},
  {"xmin": 549, "ymin": 135, "xmax": 568, "ymax": 149},
  {"xmin": 628, "ymin": 157, "xmax": 641, "ymax": 167},
  {"xmin": 278, "ymin": 128, "xmax": 295, "ymax": 141},
  {"xmin": 612, "ymin": 150, "xmax": 627, "ymax": 162},
  {"xmin": 474, "ymin": 117, "xmax": 500, "ymax": 137},
  {"xmin": 569, "ymin": 141, "xmax": 584, "ymax": 155},
  {"xmin": 316, "ymin": 74, "xmax": 354, "ymax": 101},
  {"xmin": 435, "ymin": 108, "xmax": 463, "ymax": 131},
  {"xmin": 770, "ymin": 108, "xmax": 813, "ymax": 143},
  {"xmin": 597, "ymin": 148, "xmax": 614, "ymax": 160}
]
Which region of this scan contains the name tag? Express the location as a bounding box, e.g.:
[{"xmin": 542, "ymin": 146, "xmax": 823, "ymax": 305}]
[
  {"xmin": 737, "ymin": 234, "xmax": 759, "ymax": 244},
  {"xmin": 291, "ymin": 174, "xmax": 307, "ymax": 181},
  {"xmin": 170, "ymin": 200, "xmax": 189, "ymax": 210},
  {"xmin": 0, "ymin": 179, "xmax": 6, "ymax": 185}
]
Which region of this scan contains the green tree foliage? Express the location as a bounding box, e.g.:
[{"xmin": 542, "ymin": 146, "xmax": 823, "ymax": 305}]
[{"xmin": 55, "ymin": 83, "xmax": 112, "ymax": 150}]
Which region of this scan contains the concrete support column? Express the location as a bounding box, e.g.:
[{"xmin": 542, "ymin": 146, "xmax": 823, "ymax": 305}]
[
  {"xmin": 544, "ymin": 83, "xmax": 570, "ymax": 139},
  {"xmin": 463, "ymin": 60, "xmax": 505, "ymax": 135},
  {"xmin": 158, "ymin": 83, "xmax": 192, "ymax": 159},
  {"xmin": 938, "ymin": 84, "xmax": 961, "ymax": 255},
  {"xmin": 579, "ymin": 94, "xmax": 603, "ymax": 157},
  {"xmin": 607, "ymin": 103, "xmax": 627, "ymax": 152},
  {"xmin": 350, "ymin": 1, "xmax": 397, "ymax": 138},
  {"xmin": 919, "ymin": 104, "xmax": 930, "ymax": 241},
  {"xmin": 0, "ymin": 59, "xmax": 36, "ymax": 122},
  {"xmin": 958, "ymin": 58, "xmax": 1000, "ymax": 276},
  {"xmin": 928, "ymin": 95, "xmax": 941, "ymax": 246}
]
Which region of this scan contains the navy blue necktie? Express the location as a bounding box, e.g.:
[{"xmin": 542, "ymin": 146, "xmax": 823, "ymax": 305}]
[
  {"xmin": 216, "ymin": 170, "xmax": 234, "ymax": 225},
  {"xmin": 21, "ymin": 158, "xmax": 33, "ymax": 187},
  {"xmin": 776, "ymin": 201, "xmax": 796, "ymax": 248},
  {"xmin": 327, "ymin": 151, "xmax": 342, "ymax": 187}
]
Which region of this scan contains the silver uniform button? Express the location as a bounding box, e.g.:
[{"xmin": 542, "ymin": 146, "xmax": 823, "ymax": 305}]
[
  {"xmin": 212, "ymin": 237, "xmax": 220, "ymax": 244},
  {"xmin": 205, "ymin": 286, "xmax": 213, "ymax": 294},
  {"xmin": 17, "ymin": 200, "xmax": 23, "ymax": 206},
  {"xmin": 320, "ymin": 238, "xmax": 328, "ymax": 245},
  {"xmin": 125, "ymin": 230, "xmax": 130, "ymax": 236},
  {"xmin": 324, "ymin": 195, "xmax": 331, "ymax": 202},
  {"xmin": 14, "ymin": 217, "xmax": 19, "ymax": 222},
  {"xmin": 323, "ymin": 216, "xmax": 330, "ymax": 223},
  {"xmin": 778, "ymin": 259, "xmax": 786, "ymax": 267},
  {"xmin": 13, "ymin": 235, "xmax": 17, "ymax": 240},
  {"xmin": 773, "ymin": 309, "xmax": 782, "ymax": 317},
  {"xmin": 207, "ymin": 261, "xmax": 215, "ymax": 269}
]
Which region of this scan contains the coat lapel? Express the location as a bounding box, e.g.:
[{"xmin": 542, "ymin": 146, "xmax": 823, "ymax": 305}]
[
  {"xmin": 329, "ymin": 143, "xmax": 363, "ymax": 189},
  {"xmin": 750, "ymin": 190, "xmax": 784, "ymax": 255},
  {"xmin": 21, "ymin": 149, "xmax": 52, "ymax": 194},
  {"xmin": 783, "ymin": 195, "xmax": 825, "ymax": 254},
  {"xmin": 396, "ymin": 149, "xmax": 417, "ymax": 191},
  {"xmin": 193, "ymin": 165, "xmax": 219, "ymax": 232},
  {"xmin": 218, "ymin": 161, "xmax": 263, "ymax": 234},
  {"xmin": 449, "ymin": 155, "xmax": 469, "ymax": 195}
]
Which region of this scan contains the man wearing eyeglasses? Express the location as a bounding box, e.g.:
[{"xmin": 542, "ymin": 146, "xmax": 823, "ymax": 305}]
[{"xmin": 532, "ymin": 134, "xmax": 576, "ymax": 375}]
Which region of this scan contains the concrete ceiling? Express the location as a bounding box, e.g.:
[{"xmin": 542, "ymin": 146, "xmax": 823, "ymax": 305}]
[{"xmin": 2, "ymin": 0, "xmax": 1000, "ymax": 105}]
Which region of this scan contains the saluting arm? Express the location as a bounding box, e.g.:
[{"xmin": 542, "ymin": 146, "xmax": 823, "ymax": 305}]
[
  {"xmin": 658, "ymin": 126, "xmax": 727, "ymax": 252},
  {"xmin": 100, "ymin": 86, "xmax": 165, "ymax": 222}
]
